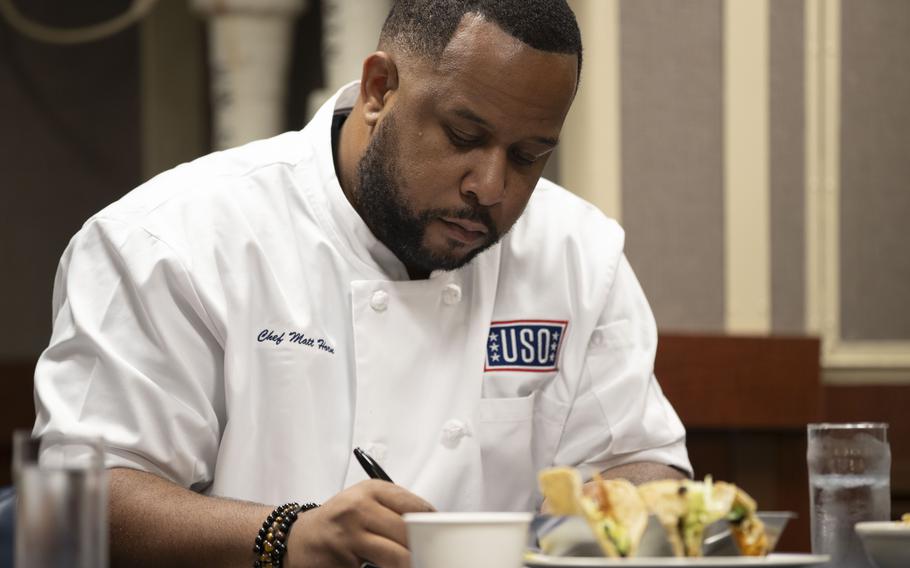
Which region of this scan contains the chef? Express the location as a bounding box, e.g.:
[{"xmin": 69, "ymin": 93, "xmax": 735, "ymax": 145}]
[{"xmin": 32, "ymin": 0, "xmax": 691, "ymax": 566}]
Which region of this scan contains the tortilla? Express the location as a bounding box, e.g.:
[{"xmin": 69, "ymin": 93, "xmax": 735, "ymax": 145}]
[
  {"xmin": 638, "ymin": 478, "xmax": 736, "ymax": 557},
  {"xmin": 538, "ymin": 466, "xmax": 584, "ymax": 516},
  {"xmin": 636, "ymin": 480, "xmax": 686, "ymax": 556},
  {"xmin": 538, "ymin": 467, "xmax": 648, "ymax": 557}
]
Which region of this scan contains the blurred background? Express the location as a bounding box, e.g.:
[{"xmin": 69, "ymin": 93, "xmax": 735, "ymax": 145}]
[{"xmin": 0, "ymin": 0, "xmax": 908, "ymax": 552}]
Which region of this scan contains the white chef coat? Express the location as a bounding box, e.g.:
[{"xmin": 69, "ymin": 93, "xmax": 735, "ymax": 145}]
[{"xmin": 34, "ymin": 83, "xmax": 691, "ymax": 512}]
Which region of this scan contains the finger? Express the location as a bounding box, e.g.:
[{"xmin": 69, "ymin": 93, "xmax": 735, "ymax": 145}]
[
  {"xmin": 369, "ymin": 482, "xmax": 435, "ymax": 514},
  {"xmin": 361, "ymin": 501, "xmax": 410, "ymax": 547},
  {"xmin": 351, "ymin": 530, "xmax": 411, "ymax": 568}
]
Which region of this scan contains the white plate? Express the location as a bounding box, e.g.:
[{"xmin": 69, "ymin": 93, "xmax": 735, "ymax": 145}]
[{"xmin": 524, "ymin": 553, "xmax": 830, "ymax": 568}]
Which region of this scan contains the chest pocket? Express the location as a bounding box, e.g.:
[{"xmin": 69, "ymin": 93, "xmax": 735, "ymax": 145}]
[
  {"xmin": 481, "ymin": 369, "xmax": 556, "ymax": 399},
  {"xmin": 474, "ymin": 384, "xmax": 568, "ymax": 510}
]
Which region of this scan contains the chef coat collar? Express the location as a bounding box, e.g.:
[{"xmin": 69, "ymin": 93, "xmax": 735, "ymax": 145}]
[{"xmin": 309, "ymin": 82, "xmax": 412, "ymax": 281}]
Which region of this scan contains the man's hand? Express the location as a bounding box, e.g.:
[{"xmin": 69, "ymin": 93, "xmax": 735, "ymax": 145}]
[{"xmin": 288, "ymin": 480, "xmax": 435, "ymax": 568}]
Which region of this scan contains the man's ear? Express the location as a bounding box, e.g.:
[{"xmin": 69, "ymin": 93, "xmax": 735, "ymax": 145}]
[{"xmin": 360, "ymin": 51, "xmax": 399, "ymax": 127}]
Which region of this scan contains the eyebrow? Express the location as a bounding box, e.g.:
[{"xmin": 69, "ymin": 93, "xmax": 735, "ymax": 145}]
[{"xmin": 450, "ymin": 107, "xmax": 560, "ymax": 148}]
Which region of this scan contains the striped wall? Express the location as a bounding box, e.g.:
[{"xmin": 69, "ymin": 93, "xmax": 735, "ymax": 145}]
[
  {"xmin": 562, "ymin": 0, "xmax": 910, "ymax": 381},
  {"xmin": 770, "ymin": 0, "xmax": 806, "ymax": 335},
  {"xmin": 839, "ymin": 0, "xmax": 910, "ymax": 342},
  {"xmin": 620, "ymin": 0, "xmax": 726, "ymax": 333}
]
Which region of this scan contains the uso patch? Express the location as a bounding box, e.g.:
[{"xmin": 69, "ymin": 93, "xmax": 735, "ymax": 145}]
[{"xmin": 484, "ymin": 320, "xmax": 568, "ymax": 372}]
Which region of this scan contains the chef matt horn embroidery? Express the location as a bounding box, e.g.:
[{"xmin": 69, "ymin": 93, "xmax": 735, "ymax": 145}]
[
  {"xmin": 257, "ymin": 328, "xmax": 335, "ymax": 354},
  {"xmin": 484, "ymin": 320, "xmax": 568, "ymax": 372}
]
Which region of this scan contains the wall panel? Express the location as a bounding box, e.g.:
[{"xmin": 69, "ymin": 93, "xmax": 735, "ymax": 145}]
[
  {"xmin": 620, "ymin": 0, "xmax": 725, "ymax": 332},
  {"xmin": 770, "ymin": 0, "xmax": 806, "ymax": 334},
  {"xmin": 839, "ymin": 0, "xmax": 910, "ymax": 341}
]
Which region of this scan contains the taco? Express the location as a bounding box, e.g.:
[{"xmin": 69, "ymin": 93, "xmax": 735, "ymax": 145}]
[
  {"xmin": 538, "ymin": 467, "xmax": 649, "ymax": 558},
  {"xmin": 637, "ymin": 477, "xmax": 736, "ymax": 557},
  {"xmin": 726, "ymin": 486, "xmax": 770, "ymax": 556}
]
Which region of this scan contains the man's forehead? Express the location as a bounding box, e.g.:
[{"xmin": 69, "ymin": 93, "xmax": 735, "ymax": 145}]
[
  {"xmin": 416, "ymin": 16, "xmax": 577, "ymax": 124},
  {"xmin": 436, "ymin": 13, "xmax": 527, "ymax": 71},
  {"xmin": 390, "ymin": 13, "xmax": 577, "ymax": 90}
]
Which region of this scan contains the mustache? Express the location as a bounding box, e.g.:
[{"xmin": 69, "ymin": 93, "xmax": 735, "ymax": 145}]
[{"xmin": 424, "ymin": 206, "xmax": 497, "ymax": 238}]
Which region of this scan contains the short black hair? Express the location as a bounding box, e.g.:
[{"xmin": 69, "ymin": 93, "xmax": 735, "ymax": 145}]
[{"xmin": 379, "ymin": 0, "xmax": 582, "ymax": 79}]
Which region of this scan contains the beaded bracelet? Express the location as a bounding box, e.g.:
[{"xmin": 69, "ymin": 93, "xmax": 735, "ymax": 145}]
[{"xmin": 253, "ymin": 501, "xmax": 320, "ymax": 567}]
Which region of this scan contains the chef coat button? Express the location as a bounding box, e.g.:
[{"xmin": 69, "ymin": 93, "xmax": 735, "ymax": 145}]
[
  {"xmin": 440, "ymin": 419, "xmax": 471, "ymax": 448},
  {"xmin": 370, "ymin": 290, "xmax": 389, "ymax": 312},
  {"xmin": 367, "ymin": 442, "xmax": 387, "ymax": 462},
  {"xmin": 591, "ymin": 329, "xmax": 605, "ymax": 346},
  {"xmin": 442, "ymin": 283, "xmax": 462, "ymax": 305}
]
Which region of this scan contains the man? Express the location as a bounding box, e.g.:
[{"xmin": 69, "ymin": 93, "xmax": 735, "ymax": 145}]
[{"xmin": 33, "ymin": 0, "xmax": 690, "ymax": 566}]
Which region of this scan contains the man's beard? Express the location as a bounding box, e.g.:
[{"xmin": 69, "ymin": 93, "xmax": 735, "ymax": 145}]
[{"xmin": 352, "ymin": 111, "xmax": 500, "ymax": 275}]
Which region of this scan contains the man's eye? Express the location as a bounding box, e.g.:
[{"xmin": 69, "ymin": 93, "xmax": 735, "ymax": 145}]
[
  {"xmin": 446, "ymin": 127, "xmax": 480, "ymax": 147},
  {"xmin": 510, "ymin": 149, "xmax": 538, "ymax": 166}
]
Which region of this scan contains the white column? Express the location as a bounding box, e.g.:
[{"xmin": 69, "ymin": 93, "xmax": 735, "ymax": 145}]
[
  {"xmin": 820, "ymin": 0, "xmax": 842, "ymax": 360},
  {"xmin": 192, "ymin": 0, "xmax": 309, "ymax": 149},
  {"xmin": 560, "ymin": 0, "xmax": 622, "ymax": 221},
  {"xmin": 306, "ymin": 0, "xmax": 392, "ymax": 119},
  {"xmin": 724, "ymin": 0, "xmax": 771, "ymax": 333}
]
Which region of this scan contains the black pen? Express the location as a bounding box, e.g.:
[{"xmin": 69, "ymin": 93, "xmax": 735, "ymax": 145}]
[
  {"xmin": 353, "ymin": 448, "xmax": 394, "ymax": 568},
  {"xmin": 353, "ymin": 447, "xmax": 394, "ymax": 482}
]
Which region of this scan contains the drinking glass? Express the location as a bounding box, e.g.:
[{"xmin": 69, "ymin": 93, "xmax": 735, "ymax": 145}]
[
  {"xmin": 807, "ymin": 422, "xmax": 890, "ymax": 568},
  {"xmin": 13, "ymin": 430, "xmax": 108, "ymax": 568}
]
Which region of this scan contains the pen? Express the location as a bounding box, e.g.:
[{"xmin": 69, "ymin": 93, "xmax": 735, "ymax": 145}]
[
  {"xmin": 353, "ymin": 446, "xmax": 394, "ymax": 482},
  {"xmin": 353, "ymin": 448, "xmax": 395, "ymax": 568}
]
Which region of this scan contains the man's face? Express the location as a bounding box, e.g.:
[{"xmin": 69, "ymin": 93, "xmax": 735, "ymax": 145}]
[{"xmin": 354, "ymin": 15, "xmax": 578, "ymax": 276}]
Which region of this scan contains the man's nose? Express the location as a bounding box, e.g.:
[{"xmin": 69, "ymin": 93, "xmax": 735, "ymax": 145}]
[{"xmin": 462, "ymin": 148, "xmax": 507, "ymax": 207}]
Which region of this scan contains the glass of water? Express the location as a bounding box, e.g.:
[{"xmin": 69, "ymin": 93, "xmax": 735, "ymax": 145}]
[
  {"xmin": 13, "ymin": 430, "xmax": 108, "ymax": 568},
  {"xmin": 807, "ymin": 422, "xmax": 890, "ymax": 568}
]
